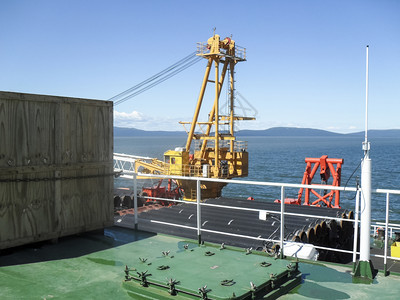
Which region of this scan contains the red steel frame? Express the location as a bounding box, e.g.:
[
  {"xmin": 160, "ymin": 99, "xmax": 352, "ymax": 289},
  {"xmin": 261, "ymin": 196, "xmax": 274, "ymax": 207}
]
[{"xmin": 296, "ymin": 155, "xmax": 343, "ymax": 208}]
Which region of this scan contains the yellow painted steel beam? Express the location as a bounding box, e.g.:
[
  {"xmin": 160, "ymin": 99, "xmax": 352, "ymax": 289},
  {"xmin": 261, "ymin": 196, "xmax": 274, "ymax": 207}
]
[
  {"xmin": 179, "ymin": 121, "xmax": 214, "ymax": 125},
  {"xmin": 213, "ymin": 58, "xmax": 220, "ymax": 176},
  {"xmin": 220, "ymin": 116, "xmax": 256, "ymax": 121},
  {"xmin": 185, "ymin": 59, "xmax": 212, "ymax": 151},
  {"xmin": 199, "ymin": 60, "xmax": 229, "ymax": 155},
  {"xmin": 229, "ymin": 61, "xmax": 235, "ymax": 152},
  {"xmin": 198, "ymin": 135, "xmax": 235, "ymax": 140}
]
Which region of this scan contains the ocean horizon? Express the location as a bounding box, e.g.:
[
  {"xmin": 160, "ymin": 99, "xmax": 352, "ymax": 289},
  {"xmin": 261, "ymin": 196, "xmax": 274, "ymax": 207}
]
[{"xmin": 114, "ymin": 135, "xmax": 400, "ymax": 222}]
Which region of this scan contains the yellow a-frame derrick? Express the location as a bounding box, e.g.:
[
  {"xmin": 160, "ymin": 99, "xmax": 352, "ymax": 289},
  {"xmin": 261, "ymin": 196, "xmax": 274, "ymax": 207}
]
[
  {"xmin": 173, "ymin": 33, "xmax": 254, "ymax": 199},
  {"xmin": 134, "ymin": 33, "xmax": 254, "ymax": 200}
]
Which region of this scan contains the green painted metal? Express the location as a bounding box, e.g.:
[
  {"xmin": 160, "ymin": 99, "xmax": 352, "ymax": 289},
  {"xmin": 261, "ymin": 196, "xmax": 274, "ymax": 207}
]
[
  {"xmin": 353, "ymin": 260, "xmax": 375, "ymax": 280},
  {"xmin": 282, "ymin": 261, "xmax": 400, "ymax": 299},
  {"xmin": 0, "ymin": 228, "xmax": 300, "ymax": 299},
  {"xmin": 123, "ymin": 241, "xmax": 301, "ymax": 299},
  {"xmin": 1, "ymin": 227, "xmax": 400, "ymax": 299}
]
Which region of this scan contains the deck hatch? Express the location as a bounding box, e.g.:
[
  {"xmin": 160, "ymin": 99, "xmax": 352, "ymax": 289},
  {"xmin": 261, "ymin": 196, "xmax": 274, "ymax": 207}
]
[{"xmin": 123, "ymin": 242, "xmax": 301, "ymax": 299}]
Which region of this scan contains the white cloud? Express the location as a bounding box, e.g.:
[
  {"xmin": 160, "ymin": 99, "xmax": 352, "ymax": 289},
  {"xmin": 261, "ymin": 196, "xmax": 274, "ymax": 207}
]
[
  {"xmin": 113, "ymin": 110, "xmax": 148, "ymax": 128},
  {"xmin": 114, "ymin": 109, "xmax": 184, "ymax": 131},
  {"xmin": 114, "ymin": 110, "xmax": 144, "ymax": 122}
]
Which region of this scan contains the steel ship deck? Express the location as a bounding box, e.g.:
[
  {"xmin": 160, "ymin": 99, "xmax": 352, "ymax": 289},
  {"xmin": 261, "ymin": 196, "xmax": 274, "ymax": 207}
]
[{"xmin": 1, "ymin": 226, "xmax": 400, "ymax": 299}]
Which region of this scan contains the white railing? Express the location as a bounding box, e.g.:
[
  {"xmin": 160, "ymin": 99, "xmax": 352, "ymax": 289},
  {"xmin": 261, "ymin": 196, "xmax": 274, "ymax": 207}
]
[
  {"xmin": 114, "ymin": 153, "xmax": 156, "ymax": 178},
  {"xmin": 117, "ymin": 170, "xmax": 400, "ymax": 275}
]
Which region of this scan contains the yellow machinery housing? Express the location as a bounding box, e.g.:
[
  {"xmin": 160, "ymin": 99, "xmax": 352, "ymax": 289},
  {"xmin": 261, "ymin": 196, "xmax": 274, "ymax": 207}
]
[{"xmin": 164, "ymin": 149, "xmax": 190, "ymax": 176}]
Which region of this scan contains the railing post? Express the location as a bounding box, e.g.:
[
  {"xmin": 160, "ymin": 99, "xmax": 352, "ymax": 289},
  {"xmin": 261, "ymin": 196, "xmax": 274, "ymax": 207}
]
[
  {"xmin": 384, "ymin": 192, "xmax": 390, "ymax": 276},
  {"xmin": 133, "ymin": 172, "xmax": 138, "ymax": 230},
  {"xmin": 197, "ymin": 179, "xmax": 202, "ymax": 244},
  {"xmin": 280, "ymin": 186, "xmax": 285, "ymax": 259},
  {"xmin": 352, "ymin": 189, "xmax": 360, "ymax": 272}
]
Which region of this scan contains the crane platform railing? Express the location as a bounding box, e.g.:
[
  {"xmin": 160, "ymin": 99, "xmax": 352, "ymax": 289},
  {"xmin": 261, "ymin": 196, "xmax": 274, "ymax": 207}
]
[
  {"xmin": 196, "ymin": 42, "xmax": 246, "ymax": 61},
  {"xmin": 193, "ymin": 139, "xmax": 248, "ymax": 152}
]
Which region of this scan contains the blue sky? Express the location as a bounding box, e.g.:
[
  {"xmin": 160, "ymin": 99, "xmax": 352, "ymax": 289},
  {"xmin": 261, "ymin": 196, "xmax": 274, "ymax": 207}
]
[{"xmin": 1, "ymin": 0, "xmax": 399, "ymax": 133}]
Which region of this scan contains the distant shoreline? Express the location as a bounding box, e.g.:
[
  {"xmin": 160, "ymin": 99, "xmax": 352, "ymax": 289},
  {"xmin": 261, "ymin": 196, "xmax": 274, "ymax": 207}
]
[{"xmin": 114, "ymin": 126, "xmax": 400, "ymax": 138}]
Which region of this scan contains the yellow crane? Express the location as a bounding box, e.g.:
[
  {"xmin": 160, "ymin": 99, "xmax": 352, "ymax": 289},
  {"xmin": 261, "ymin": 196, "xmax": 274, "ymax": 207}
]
[{"xmin": 136, "ymin": 33, "xmax": 255, "ymax": 200}]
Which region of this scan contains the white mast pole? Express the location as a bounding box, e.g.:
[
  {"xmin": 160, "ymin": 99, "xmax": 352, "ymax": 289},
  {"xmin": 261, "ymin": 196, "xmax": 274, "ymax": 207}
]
[
  {"xmin": 356, "ymin": 45, "xmax": 373, "ymax": 278},
  {"xmin": 364, "ymin": 46, "xmax": 369, "ymax": 146}
]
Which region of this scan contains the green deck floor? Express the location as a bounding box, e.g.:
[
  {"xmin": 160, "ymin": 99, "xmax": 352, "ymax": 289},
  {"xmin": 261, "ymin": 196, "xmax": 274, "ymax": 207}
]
[
  {"xmin": 122, "ymin": 239, "xmax": 300, "ymax": 299},
  {"xmin": 1, "ymin": 227, "xmax": 400, "ymax": 299}
]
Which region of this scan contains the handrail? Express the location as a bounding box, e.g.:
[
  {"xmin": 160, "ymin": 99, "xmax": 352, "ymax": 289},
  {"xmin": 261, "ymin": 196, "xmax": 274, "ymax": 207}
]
[
  {"xmin": 124, "ymin": 171, "xmax": 359, "ymax": 191},
  {"xmin": 118, "ymin": 170, "xmax": 400, "ymax": 276}
]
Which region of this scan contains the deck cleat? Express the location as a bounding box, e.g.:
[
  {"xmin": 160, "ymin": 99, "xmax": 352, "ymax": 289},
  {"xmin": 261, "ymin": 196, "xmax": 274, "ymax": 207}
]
[
  {"xmin": 250, "ymin": 281, "xmax": 257, "ymax": 298},
  {"xmin": 260, "ymin": 261, "xmax": 271, "ymax": 268},
  {"xmin": 124, "ymin": 265, "xmax": 130, "ymax": 281},
  {"xmin": 220, "ymin": 279, "xmax": 235, "ymax": 286},
  {"xmin": 167, "ymin": 278, "xmax": 180, "ymax": 296},
  {"xmin": 270, "ymin": 273, "xmax": 277, "ymax": 289},
  {"xmin": 136, "ymin": 270, "xmax": 151, "ymax": 287},
  {"xmin": 205, "ymin": 251, "xmax": 215, "ymax": 256},
  {"xmin": 198, "ymin": 285, "xmax": 211, "ymax": 299}
]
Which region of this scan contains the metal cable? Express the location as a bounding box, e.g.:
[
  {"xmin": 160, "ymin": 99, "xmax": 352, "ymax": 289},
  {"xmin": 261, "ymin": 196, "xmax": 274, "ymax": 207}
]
[
  {"xmin": 114, "ymin": 56, "xmax": 202, "ymax": 106},
  {"xmin": 110, "ymin": 52, "xmax": 202, "ymax": 105},
  {"xmin": 109, "ymin": 51, "xmax": 197, "ymax": 101}
]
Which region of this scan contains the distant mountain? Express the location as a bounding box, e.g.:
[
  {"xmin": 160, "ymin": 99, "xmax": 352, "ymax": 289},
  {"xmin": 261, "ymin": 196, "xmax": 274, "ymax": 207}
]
[
  {"xmin": 236, "ymin": 127, "xmax": 342, "ymax": 137},
  {"xmin": 114, "ymin": 126, "xmax": 186, "ymax": 137},
  {"xmin": 347, "ymin": 129, "xmax": 400, "ymax": 138},
  {"xmin": 114, "ymin": 126, "xmax": 400, "ymax": 138}
]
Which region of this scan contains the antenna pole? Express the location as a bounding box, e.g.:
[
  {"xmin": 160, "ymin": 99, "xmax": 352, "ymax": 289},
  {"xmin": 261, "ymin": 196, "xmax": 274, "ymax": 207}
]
[
  {"xmin": 354, "ymin": 45, "xmax": 374, "ymax": 280},
  {"xmin": 364, "ymin": 45, "xmax": 369, "ymax": 149}
]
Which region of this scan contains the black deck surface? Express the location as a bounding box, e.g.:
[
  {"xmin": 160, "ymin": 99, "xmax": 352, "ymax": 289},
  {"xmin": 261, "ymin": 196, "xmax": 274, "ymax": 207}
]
[{"xmin": 116, "ymin": 197, "xmax": 349, "ymax": 251}]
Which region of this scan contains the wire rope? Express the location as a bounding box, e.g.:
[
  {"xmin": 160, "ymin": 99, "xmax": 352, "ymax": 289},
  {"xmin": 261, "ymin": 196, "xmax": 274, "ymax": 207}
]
[
  {"xmin": 114, "ymin": 56, "xmax": 202, "ymax": 106},
  {"xmin": 343, "ymin": 152, "xmax": 366, "ymax": 200},
  {"xmin": 109, "ymin": 51, "xmax": 196, "ymax": 101},
  {"xmin": 111, "ymin": 52, "xmax": 202, "ymax": 105}
]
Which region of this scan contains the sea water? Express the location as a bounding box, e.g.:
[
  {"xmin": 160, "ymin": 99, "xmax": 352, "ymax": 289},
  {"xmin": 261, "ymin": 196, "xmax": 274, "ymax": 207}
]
[{"xmin": 114, "ymin": 136, "xmax": 400, "ymax": 221}]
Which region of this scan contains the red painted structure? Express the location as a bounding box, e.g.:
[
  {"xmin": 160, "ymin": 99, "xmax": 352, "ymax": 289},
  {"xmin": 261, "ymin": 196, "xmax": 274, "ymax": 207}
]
[
  {"xmin": 141, "ymin": 179, "xmax": 182, "ymax": 206},
  {"xmin": 276, "ymin": 155, "xmax": 343, "ymax": 208}
]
